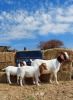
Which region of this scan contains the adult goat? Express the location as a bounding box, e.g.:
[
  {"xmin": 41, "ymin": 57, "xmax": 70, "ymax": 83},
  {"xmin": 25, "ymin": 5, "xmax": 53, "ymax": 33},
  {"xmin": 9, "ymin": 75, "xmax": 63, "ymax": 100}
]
[{"xmin": 31, "ymin": 52, "xmax": 69, "ymax": 84}]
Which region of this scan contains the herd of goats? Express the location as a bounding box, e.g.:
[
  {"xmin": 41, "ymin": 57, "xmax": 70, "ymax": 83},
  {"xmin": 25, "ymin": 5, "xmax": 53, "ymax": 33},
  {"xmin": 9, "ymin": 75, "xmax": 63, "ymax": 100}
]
[{"xmin": 2, "ymin": 52, "xmax": 69, "ymax": 86}]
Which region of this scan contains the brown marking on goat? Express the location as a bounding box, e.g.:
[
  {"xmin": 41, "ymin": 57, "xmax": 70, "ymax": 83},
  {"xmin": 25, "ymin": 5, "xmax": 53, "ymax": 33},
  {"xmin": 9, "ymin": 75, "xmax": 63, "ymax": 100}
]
[
  {"xmin": 20, "ymin": 61, "xmax": 25, "ymax": 67},
  {"xmin": 39, "ymin": 63, "xmax": 47, "ymax": 75}
]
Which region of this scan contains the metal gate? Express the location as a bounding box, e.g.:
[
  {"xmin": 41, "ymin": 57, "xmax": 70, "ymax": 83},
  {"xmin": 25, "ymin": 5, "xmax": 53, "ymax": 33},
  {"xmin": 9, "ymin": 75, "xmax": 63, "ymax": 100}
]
[{"xmin": 15, "ymin": 50, "xmax": 42, "ymax": 66}]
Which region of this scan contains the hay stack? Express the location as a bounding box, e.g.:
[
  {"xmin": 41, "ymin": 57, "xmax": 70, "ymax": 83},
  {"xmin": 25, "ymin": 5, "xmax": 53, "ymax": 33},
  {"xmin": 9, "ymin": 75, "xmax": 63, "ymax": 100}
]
[
  {"xmin": 0, "ymin": 52, "xmax": 16, "ymax": 71},
  {"xmin": 0, "ymin": 72, "xmax": 17, "ymax": 83},
  {"xmin": 0, "ymin": 72, "xmax": 7, "ymax": 83},
  {"xmin": 42, "ymin": 49, "xmax": 57, "ymax": 60}
]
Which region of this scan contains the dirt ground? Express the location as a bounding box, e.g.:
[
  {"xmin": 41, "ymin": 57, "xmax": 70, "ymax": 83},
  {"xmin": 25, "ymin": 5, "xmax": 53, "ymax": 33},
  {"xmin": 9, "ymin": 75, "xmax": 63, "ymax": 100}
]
[{"xmin": 0, "ymin": 80, "xmax": 73, "ymax": 100}]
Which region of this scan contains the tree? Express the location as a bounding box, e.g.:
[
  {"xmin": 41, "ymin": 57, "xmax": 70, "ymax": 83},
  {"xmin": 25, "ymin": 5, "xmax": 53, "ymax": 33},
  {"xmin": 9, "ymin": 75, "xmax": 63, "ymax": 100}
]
[
  {"xmin": 37, "ymin": 39, "xmax": 64, "ymax": 50},
  {"xmin": 37, "ymin": 41, "xmax": 45, "ymax": 50}
]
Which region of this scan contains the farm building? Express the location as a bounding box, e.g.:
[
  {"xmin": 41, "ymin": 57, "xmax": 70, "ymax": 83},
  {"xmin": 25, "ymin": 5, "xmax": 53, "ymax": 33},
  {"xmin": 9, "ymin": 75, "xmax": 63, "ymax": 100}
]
[
  {"xmin": 0, "ymin": 46, "xmax": 17, "ymax": 52},
  {"xmin": 0, "ymin": 48, "xmax": 73, "ymax": 83},
  {"xmin": 0, "ymin": 46, "xmax": 10, "ymax": 52}
]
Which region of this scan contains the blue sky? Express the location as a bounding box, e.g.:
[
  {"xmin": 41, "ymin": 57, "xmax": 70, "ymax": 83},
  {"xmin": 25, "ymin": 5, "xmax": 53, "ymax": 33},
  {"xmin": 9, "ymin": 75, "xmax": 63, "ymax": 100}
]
[{"xmin": 0, "ymin": 0, "xmax": 73, "ymax": 50}]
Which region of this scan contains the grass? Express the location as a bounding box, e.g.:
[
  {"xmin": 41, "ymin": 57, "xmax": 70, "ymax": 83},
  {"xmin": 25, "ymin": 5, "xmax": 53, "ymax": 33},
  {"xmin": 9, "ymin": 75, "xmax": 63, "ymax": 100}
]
[{"xmin": 27, "ymin": 95, "xmax": 35, "ymax": 100}]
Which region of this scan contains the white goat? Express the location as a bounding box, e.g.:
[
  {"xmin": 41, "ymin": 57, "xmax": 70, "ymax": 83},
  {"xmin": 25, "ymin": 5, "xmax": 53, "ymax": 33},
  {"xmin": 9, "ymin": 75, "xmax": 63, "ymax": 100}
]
[
  {"xmin": 17, "ymin": 63, "xmax": 47, "ymax": 86},
  {"xmin": 2, "ymin": 61, "xmax": 26, "ymax": 84},
  {"xmin": 31, "ymin": 52, "xmax": 69, "ymax": 84}
]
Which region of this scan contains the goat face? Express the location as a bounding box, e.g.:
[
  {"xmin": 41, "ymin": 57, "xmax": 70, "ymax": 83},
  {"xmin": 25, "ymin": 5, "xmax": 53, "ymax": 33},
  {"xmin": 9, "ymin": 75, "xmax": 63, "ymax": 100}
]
[
  {"xmin": 20, "ymin": 61, "xmax": 25, "ymax": 66},
  {"xmin": 39, "ymin": 63, "xmax": 48, "ymax": 75},
  {"xmin": 61, "ymin": 52, "xmax": 69, "ymax": 61},
  {"xmin": 57, "ymin": 52, "xmax": 69, "ymax": 63}
]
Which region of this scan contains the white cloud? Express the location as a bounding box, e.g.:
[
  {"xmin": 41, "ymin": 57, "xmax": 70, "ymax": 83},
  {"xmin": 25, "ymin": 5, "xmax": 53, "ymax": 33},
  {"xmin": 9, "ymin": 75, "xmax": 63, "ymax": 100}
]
[
  {"xmin": 63, "ymin": 0, "xmax": 73, "ymax": 7},
  {"xmin": 0, "ymin": 4, "xmax": 73, "ymax": 44},
  {"xmin": 39, "ymin": 23, "xmax": 70, "ymax": 35},
  {"xmin": 56, "ymin": 15, "xmax": 73, "ymax": 23}
]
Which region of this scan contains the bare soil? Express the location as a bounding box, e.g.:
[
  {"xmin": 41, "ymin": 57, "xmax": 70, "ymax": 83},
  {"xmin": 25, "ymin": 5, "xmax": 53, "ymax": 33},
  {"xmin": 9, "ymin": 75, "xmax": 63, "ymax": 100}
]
[{"xmin": 0, "ymin": 81, "xmax": 73, "ymax": 100}]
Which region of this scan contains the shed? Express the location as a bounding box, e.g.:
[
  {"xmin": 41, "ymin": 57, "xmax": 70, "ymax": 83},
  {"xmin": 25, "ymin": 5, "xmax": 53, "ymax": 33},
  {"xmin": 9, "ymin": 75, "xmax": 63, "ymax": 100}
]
[{"xmin": 0, "ymin": 46, "xmax": 10, "ymax": 52}]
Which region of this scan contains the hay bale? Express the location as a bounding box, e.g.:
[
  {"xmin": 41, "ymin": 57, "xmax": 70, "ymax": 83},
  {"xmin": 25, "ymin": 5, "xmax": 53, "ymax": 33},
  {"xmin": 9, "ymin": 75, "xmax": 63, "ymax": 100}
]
[
  {"xmin": 0, "ymin": 72, "xmax": 17, "ymax": 83},
  {"xmin": 58, "ymin": 71, "xmax": 71, "ymax": 81},
  {"xmin": 0, "ymin": 62, "xmax": 13, "ymax": 71},
  {"xmin": 0, "ymin": 52, "xmax": 16, "ymax": 71},
  {"xmin": 25, "ymin": 77, "xmax": 34, "ymax": 84},
  {"xmin": 0, "ymin": 53, "xmax": 4, "ymax": 62},
  {"xmin": 57, "ymin": 61, "xmax": 72, "ymax": 81},
  {"xmin": 43, "ymin": 49, "xmax": 57, "ymax": 60},
  {"xmin": 60, "ymin": 61, "xmax": 72, "ymax": 72},
  {"xmin": 0, "ymin": 72, "xmax": 7, "ymax": 83},
  {"xmin": 39, "ymin": 74, "xmax": 51, "ymax": 82}
]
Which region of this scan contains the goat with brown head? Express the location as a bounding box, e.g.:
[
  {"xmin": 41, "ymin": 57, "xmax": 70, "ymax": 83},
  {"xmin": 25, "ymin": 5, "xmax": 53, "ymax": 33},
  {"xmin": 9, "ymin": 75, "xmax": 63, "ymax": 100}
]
[{"xmin": 57, "ymin": 52, "xmax": 69, "ymax": 63}]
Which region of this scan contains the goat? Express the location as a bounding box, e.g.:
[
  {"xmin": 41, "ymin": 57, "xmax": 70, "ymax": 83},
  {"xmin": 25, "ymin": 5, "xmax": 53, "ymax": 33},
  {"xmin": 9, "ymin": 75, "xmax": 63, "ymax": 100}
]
[
  {"xmin": 18, "ymin": 61, "xmax": 27, "ymax": 67},
  {"xmin": 31, "ymin": 52, "xmax": 69, "ymax": 84},
  {"xmin": 17, "ymin": 63, "xmax": 48, "ymax": 86},
  {"xmin": 2, "ymin": 61, "xmax": 26, "ymax": 84}
]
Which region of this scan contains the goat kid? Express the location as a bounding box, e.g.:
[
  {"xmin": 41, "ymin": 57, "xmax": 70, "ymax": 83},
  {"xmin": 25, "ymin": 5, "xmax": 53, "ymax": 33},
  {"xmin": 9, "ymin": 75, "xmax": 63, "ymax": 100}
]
[
  {"xmin": 17, "ymin": 63, "xmax": 47, "ymax": 86},
  {"xmin": 18, "ymin": 61, "xmax": 27, "ymax": 67},
  {"xmin": 31, "ymin": 52, "xmax": 69, "ymax": 84},
  {"xmin": 2, "ymin": 61, "xmax": 26, "ymax": 84}
]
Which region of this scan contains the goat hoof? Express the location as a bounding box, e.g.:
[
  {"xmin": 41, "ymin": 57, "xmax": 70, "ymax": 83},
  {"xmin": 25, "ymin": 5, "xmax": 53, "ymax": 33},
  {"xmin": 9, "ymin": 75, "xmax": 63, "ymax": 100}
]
[
  {"xmin": 36, "ymin": 83, "xmax": 40, "ymax": 86},
  {"xmin": 56, "ymin": 82, "xmax": 59, "ymax": 84},
  {"xmin": 33, "ymin": 82, "xmax": 36, "ymax": 85},
  {"xmin": 9, "ymin": 82, "xmax": 12, "ymax": 85},
  {"xmin": 50, "ymin": 80, "xmax": 52, "ymax": 84},
  {"xmin": 21, "ymin": 85, "xmax": 23, "ymax": 86}
]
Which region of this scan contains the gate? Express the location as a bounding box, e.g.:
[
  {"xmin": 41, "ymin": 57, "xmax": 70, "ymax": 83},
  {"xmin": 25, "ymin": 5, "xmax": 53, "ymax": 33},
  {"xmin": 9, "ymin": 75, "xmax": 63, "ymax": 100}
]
[{"xmin": 15, "ymin": 50, "xmax": 42, "ymax": 66}]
